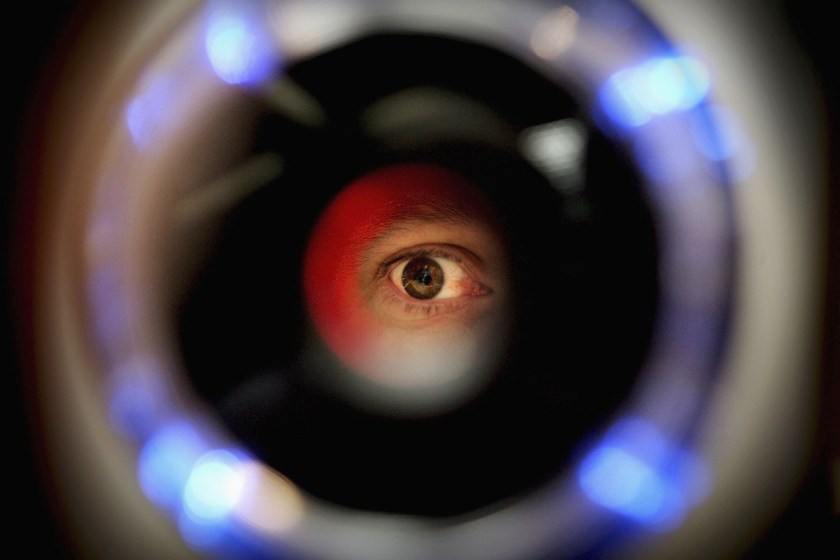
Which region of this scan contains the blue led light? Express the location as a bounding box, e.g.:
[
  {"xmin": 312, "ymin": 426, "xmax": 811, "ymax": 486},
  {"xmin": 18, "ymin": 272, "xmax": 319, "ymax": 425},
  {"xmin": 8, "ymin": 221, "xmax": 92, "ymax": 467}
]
[
  {"xmin": 600, "ymin": 55, "xmax": 710, "ymax": 127},
  {"xmin": 138, "ymin": 421, "xmax": 208, "ymax": 511},
  {"xmin": 577, "ymin": 418, "xmax": 708, "ymax": 530},
  {"xmin": 600, "ymin": 69, "xmax": 653, "ymax": 127},
  {"xmin": 579, "ymin": 446, "xmax": 685, "ymax": 527},
  {"xmin": 183, "ymin": 449, "xmax": 245, "ymax": 523},
  {"xmin": 176, "ymin": 449, "xmax": 248, "ymax": 553},
  {"xmin": 205, "ymin": 2, "xmax": 277, "ymax": 86}
]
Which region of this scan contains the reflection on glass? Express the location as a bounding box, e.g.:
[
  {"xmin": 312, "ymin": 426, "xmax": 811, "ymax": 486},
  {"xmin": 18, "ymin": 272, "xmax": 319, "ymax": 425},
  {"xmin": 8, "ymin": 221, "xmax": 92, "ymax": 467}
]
[{"xmin": 303, "ymin": 163, "xmax": 510, "ymax": 412}]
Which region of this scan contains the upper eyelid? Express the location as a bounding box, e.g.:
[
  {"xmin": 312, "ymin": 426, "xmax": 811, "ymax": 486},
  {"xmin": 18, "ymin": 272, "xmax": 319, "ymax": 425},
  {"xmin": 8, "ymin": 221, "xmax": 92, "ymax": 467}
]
[{"xmin": 375, "ymin": 244, "xmax": 480, "ymax": 279}]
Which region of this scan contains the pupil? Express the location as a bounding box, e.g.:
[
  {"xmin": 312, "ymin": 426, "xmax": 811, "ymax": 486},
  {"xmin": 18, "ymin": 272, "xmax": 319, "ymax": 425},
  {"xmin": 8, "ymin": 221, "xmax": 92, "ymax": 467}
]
[{"xmin": 402, "ymin": 257, "xmax": 444, "ymax": 299}]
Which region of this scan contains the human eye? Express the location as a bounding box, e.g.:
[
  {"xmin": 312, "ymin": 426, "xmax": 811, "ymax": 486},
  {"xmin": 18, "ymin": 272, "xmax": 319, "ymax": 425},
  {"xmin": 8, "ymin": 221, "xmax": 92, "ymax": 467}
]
[{"xmin": 379, "ymin": 245, "xmax": 493, "ymax": 317}]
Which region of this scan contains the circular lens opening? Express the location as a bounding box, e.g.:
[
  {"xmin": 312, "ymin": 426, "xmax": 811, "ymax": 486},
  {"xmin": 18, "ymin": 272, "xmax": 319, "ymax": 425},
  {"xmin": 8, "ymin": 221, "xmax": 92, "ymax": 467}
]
[{"xmin": 174, "ymin": 32, "xmax": 658, "ymax": 517}]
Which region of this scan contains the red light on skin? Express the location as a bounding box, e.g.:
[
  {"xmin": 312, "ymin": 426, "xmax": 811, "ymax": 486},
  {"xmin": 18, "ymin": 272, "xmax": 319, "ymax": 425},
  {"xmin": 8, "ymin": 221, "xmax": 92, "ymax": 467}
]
[{"xmin": 302, "ymin": 163, "xmax": 510, "ymax": 394}]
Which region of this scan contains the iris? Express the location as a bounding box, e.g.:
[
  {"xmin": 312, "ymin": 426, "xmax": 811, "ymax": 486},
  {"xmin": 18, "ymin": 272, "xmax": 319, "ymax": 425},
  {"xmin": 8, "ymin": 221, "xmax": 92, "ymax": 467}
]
[{"xmin": 401, "ymin": 256, "xmax": 445, "ymax": 299}]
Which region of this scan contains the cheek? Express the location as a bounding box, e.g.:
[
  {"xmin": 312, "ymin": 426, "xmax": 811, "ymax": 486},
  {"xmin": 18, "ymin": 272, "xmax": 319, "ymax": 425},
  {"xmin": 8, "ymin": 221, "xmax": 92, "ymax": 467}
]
[
  {"xmin": 318, "ymin": 281, "xmax": 507, "ymax": 392},
  {"xmin": 301, "ymin": 196, "xmax": 385, "ymax": 366},
  {"xmin": 359, "ymin": 316, "xmax": 505, "ymax": 388}
]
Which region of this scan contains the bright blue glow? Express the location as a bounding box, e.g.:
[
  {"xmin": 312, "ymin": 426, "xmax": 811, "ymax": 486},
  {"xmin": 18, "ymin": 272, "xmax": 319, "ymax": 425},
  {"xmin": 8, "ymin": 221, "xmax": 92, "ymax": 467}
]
[
  {"xmin": 138, "ymin": 421, "xmax": 207, "ymax": 511},
  {"xmin": 643, "ymin": 58, "xmax": 708, "ymax": 113},
  {"xmin": 580, "ymin": 447, "xmax": 666, "ymax": 515},
  {"xmin": 600, "ymin": 70, "xmax": 651, "ymax": 127},
  {"xmin": 205, "ymin": 5, "xmax": 276, "ymax": 86},
  {"xmin": 577, "ymin": 418, "xmax": 708, "ymax": 529},
  {"xmin": 183, "ymin": 449, "xmax": 244, "ymax": 523},
  {"xmin": 579, "ymin": 446, "xmax": 685, "ymax": 527},
  {"xmin": 600, "ymin": 56, "xmax": 710, "ymax": 128},
  {"xmin": 176, "ymin": 449, "xmax": 246, "ymax": 553}
]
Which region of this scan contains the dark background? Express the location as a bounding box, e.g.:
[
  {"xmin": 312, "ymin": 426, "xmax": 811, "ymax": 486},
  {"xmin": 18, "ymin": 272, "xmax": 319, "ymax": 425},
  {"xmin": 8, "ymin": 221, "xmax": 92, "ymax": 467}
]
[{"xmin": 6, "ymin": 1, "xmax": 837, "ymax": 557}]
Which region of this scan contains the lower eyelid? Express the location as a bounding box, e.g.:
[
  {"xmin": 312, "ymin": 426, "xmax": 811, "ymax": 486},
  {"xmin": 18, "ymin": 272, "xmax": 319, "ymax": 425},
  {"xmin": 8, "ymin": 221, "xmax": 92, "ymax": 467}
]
[
  {"xmin": 374, "ymin": 283, "xmax": 470, "ymax": 318},
  {"xmin": 401, "ymin": 300, "xmax": 446, "ymax": 317},
  {"xmin": 379, "ymin": 278, "xmax": 492, "ymax": 322}
]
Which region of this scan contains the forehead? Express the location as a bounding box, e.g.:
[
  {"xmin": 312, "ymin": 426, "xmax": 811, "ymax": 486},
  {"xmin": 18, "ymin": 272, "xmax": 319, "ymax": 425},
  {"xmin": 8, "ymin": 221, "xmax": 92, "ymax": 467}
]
[{"xmin": 315, "ymin": 164, "xmax": 497, "ymax": 251}]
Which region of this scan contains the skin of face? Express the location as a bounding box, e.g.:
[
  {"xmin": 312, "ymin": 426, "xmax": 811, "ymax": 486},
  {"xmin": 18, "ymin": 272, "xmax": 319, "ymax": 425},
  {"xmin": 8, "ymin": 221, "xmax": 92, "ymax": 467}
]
[{"xmin": 302, "ymin": 163, "xmax": 510, "ymax": 396}]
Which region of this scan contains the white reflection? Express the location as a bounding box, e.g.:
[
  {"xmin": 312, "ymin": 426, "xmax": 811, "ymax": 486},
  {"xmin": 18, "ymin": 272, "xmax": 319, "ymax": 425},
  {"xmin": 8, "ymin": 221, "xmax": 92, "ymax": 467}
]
[
  {"xmin": 231, "ymin": 460, "xmax": 305, "ymax": 536},
  {"xmin": 269, "ymin": 0, "xmax": 366, "ymax": 60},
  {"xmin": 519, "ymin": 118, "xmax": 587, "ymax": 193},
  {"xmin": 530, "ymin": 6, "xmax": 579, "ymax": 60},
  {"xmin": 183, "ymin": 449, "xmax": 245, "ymax": 522}
]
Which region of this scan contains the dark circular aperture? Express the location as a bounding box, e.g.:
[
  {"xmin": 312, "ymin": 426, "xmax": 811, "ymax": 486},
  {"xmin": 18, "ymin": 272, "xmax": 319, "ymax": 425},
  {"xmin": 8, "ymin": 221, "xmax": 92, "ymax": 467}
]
[{"xmin": 175, "ymin": 32, "xmax": 658, "ymax": 519}]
